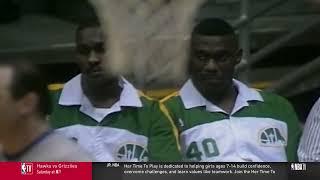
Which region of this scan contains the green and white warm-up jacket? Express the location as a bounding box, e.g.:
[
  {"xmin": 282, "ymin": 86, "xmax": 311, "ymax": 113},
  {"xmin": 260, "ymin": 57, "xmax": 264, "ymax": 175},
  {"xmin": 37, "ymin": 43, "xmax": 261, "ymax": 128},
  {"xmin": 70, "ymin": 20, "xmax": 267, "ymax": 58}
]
[
  {"xmin": 161, "ymin": 79, "xmax": 301, "ymax": 162},
  {"xmin": 49, "ymin": 75, "xmax": 181, "ymax": 162}
]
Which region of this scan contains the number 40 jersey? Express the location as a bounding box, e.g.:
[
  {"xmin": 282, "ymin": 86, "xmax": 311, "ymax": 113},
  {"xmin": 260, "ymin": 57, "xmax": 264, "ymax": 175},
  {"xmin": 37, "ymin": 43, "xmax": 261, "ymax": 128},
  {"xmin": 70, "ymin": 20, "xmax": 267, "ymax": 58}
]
[{"xmin": 161, "ymin": 79, "xmax": 301, "ymax": 162}]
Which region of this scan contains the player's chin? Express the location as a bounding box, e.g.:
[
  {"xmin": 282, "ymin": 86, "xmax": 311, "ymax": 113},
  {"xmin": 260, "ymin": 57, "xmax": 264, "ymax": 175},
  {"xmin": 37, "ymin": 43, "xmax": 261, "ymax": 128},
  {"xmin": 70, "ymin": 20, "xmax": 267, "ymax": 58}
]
[
  {"xmin": 85, "ymin": 71, "xmax": 112, "ymax": 81},
  {"xmin": 200, "ymin": 78, "xmax": 224, "ymax": 88},
  {"xmin": 198, "ymin": 80, "xmax": 228, "ymax": 95},
  {"xmin": 87, "ymin": 70, "xmax": 105, "ymax": 77}
]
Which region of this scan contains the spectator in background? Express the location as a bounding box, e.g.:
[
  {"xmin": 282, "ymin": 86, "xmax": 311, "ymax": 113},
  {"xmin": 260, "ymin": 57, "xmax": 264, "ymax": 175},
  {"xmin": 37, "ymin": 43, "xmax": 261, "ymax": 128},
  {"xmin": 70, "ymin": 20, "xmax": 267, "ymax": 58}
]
[
  {"xmin": 162, "ymin": 18, "xmax": 301, "ymax": 162},
  {"xmin": 298, "ymin": 98, "xmax": 320, "ymax": 161},
  {"xmin": 0, "ymin": 62, "xmax": 92, "ymax": 161},
  {"xmin": 49, "ymin": 19, "xmax": 181, "ymax": 162},
  {"xmin": 297, "ymin": 0, "xmax": 320, "ymax": 163}
]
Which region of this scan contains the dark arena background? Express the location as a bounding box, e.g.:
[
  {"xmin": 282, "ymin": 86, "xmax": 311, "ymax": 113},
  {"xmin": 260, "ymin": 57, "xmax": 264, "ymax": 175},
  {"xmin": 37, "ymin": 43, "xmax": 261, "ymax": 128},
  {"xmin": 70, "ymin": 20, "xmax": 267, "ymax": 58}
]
[{"xmin": 1, "ymin": 0, "xmax": 320, "ymax": 121}]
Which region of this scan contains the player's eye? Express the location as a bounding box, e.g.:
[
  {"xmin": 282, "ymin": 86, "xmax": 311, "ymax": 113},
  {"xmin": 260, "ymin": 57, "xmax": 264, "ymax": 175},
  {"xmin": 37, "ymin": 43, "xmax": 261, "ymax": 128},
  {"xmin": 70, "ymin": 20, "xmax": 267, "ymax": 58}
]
[
  {"xmin": 194, "ymin": 51, "xmax": 209, "ymax": 62},
  {"xmin": 94, "ymin": 43, "xmax": 105, "ymax": 53},
  {"xmin": 76, "ymin": 45, "xmax": 91, "ymax": 55}
]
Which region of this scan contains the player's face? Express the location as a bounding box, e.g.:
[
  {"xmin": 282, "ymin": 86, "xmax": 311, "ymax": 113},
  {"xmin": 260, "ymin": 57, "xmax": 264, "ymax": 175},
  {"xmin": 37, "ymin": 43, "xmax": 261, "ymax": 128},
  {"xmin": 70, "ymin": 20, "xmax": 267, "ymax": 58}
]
[
  {"xmin": 76, "ymin": 27, "xmax": 112, "ymax": 81},
  {"xmin": 0, "ymin": 66, "xmax": 17, "ymax": 138},
  {"xmin": 189, "ymin": 34, "xmax": 241, "ymax": 96}
]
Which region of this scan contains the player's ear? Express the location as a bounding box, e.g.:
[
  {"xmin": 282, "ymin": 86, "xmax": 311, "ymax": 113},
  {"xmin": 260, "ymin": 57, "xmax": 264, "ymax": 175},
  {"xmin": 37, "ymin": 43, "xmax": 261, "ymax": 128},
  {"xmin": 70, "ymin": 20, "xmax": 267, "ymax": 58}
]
[{"xmin": 16, "ymin": 92, "xmax": 38, "ymax": 116}]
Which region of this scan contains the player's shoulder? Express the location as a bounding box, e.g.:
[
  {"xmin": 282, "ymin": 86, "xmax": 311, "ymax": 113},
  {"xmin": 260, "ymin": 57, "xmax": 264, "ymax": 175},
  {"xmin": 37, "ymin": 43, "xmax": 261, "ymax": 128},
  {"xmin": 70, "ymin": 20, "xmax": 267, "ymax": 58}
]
[
  {"xmin": 48, "ymin": 83, "xmax": 64, "ymax": 92},
  {"xmin": 48, "ymin": 84, "xmax": 64, "ymax": 102},
  {"xmin": 258, "ymin": 90, "xmax": 293, "ymax": 107}
]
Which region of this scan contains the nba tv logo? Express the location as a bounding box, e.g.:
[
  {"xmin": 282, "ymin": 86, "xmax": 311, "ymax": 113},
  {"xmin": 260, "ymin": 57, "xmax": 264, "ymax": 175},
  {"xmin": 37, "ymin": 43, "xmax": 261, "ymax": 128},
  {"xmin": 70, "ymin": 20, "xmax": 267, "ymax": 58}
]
[
  {"xmin": 291, "ymin": 163, "xmax": 306, "ymax": 171},
  {"xmin": 21, "ymin": 163, "xmax": 33, "ymax": 175}
]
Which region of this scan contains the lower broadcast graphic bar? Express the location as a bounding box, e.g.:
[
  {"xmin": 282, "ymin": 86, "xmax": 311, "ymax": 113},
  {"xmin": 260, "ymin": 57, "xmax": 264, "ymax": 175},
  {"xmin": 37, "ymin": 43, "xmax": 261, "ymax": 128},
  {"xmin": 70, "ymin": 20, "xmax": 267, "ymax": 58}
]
[
  {"xmin": 93, "ymin": 162, "xmax": 320, "ymax": 180},
  {"xmin": 0, "ymin": 162, "xmax": 319, "ymax": 180}
]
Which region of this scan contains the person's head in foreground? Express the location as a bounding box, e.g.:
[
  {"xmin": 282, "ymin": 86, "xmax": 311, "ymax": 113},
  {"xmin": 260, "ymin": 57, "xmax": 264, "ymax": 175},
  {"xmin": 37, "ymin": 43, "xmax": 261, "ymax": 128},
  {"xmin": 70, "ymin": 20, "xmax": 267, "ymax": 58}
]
[
  {"xmin": 0, "ymin": 62, "xmax": 51, "ymax": 158},
  {"xmin": 0, "ymin": 62, "xmax": 92, "ymax": 161}
]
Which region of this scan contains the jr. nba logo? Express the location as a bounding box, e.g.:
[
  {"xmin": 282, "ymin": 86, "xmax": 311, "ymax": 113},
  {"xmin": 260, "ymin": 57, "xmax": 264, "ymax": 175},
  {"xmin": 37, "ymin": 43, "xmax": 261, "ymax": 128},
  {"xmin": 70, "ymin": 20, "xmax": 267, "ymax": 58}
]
[{"xmin": 21, "ymin": 163, "xmax": 33, "ymax": 175}]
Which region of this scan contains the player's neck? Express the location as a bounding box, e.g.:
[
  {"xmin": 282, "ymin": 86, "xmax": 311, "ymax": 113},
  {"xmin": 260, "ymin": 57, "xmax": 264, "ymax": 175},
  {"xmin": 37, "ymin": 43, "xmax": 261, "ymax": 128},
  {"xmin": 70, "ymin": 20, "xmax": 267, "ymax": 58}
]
[
  {"xmin": 90, "ymin": 96, "xmax": 121, "ymax": 108},
  {"xmin": 207, "ymin": 85, "xmax": 238, "ymax": 114},
  {"xmin": 83, "ymin": 79, "xmax": 122, "ymax": 108},
  {"xmin": 1, "ymin": 116, "xmax": 49, "ymax": 156}
]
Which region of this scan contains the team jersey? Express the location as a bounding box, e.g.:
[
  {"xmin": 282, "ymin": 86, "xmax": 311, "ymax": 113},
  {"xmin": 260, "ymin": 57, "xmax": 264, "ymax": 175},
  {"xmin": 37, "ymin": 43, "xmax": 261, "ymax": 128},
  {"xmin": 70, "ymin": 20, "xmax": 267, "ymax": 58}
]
[
  {"xmin": 49, "ymin": 74, "xmax": 181, "ymax": 162},
  {"xmin": 162, "ymin": 79, "xmax": 301, "ymax": 162}
]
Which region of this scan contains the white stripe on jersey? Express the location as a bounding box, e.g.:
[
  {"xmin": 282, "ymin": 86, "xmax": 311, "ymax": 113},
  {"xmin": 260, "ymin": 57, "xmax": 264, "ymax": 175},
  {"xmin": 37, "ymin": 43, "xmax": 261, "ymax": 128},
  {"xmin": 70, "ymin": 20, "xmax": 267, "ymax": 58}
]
[{"xmin": 298, "ymin": 98, "xmax": 320, "ymax": 162}]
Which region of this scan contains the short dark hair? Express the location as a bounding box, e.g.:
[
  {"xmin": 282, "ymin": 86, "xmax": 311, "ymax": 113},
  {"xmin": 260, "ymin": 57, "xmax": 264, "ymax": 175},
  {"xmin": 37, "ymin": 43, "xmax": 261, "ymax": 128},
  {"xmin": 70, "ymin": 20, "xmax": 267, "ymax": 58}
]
[
  {"xmin": 2, "ymin": 62, "xmax": 51, "ymax": 116},
  {"xmin": 75, "ymin": 2, "xmax": 100, "ymax": 39},
  {"xmin": 75, "ymin": 17, "xmax": 101, "ymax": 41},
  {"xmin": 192, "ymin": 18, "xmax": 235, "ymax": 36}
]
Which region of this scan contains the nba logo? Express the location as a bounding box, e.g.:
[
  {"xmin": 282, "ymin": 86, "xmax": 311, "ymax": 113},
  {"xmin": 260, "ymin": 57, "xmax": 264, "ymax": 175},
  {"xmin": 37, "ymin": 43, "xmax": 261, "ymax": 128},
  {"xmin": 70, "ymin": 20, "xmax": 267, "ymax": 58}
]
[{"xmin": 21, "ymin": 163, "xmax": 33, "ymax": 175}]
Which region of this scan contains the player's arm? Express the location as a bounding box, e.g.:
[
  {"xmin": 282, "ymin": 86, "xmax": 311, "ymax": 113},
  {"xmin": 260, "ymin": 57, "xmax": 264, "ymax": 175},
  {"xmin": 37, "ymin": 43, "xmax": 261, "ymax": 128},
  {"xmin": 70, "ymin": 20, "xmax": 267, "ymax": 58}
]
[
  {"xmin": 147, "ymin": 102, "xmax": 182, "ymax": 161},
  {"xmin": 281, "ymin": 99, "xmax": 302, "ymax": 161},
  {"xmin": 298, "ymin": 98, "xmax": 320, "ymax": 162}
]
